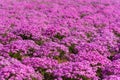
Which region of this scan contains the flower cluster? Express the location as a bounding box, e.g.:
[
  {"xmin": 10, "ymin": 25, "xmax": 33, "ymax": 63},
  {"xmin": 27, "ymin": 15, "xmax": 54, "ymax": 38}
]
[
  {"xmin": 0, "ymin": 0, "xmax": 120, "ymax": 80},
  {"xmin": 0, "ymin": 56, "xmax": 42, "ymax": 80},
  {"xmin": 49, "ymin": 61, "xmax": 98, "ymax": 80}
]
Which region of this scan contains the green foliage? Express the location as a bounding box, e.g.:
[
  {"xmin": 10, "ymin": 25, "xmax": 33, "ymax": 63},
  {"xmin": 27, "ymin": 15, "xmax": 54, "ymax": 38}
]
[
  {"xmin": 80, "ymin": 13, "xmax": 87, "ymax": 18},
  {"xmin": 38, "ymin": 68, "xmax": 54, "ymax": 80},
  {"xmin": 19, "ymin": 34, "xmax": 32, "ymax": 40},
  {"xmin": 94, "ymin": 23, "xmax": 106, "ymax": 28},
  {"xmin": 26, "ymin": 48, "xmax": 35, "ymax": 57},
  {"xmin": 69, "ymin": 44, "xmax": 78, "ymax": 54},
  {"xmin": 9, "ymin": 52, "xmax": 22, "ymax": 60},
  {"xmin": 114, "ymin": 31, "xmax": 120, "ymax": 37},
  {"xmin": 35, "ymin": 40, "xmax": 44, "ymax": 45},
  {"xmin": 58, "ymin": 50, "xmax": 65, "ymax": 59},
  {"xmin": 90, "ymin": 63, "xmax": 102, "ymax": 67},
  {"xmin": 31, "ymin": 77, "xmax": 37, "ymax": 80},
  {"xmin": 53, "ymin": 50, "xmax": 68, "ymax": 63},
  {"xmin": 96, "ymin": 68, "xmax": 103, "ymax": 79},
  {"xmin": 54, "ymin": 33, "xmax": 65, "ymax": 40},
  {"xmin": 2, "ymin": 33, "xmax": 7, "ymax": 38},
  {"xmin": 86, "ymin": 32, "xmax": 93, "ymax": 38},
  {"xmin": 81, "ymin": 76, "xmax": 91, "ymax": 80}
]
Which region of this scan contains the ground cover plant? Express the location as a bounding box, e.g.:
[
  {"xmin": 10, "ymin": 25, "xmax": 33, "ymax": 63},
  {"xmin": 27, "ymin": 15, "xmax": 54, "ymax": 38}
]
[{"xmin": 0, "ymin": 0, "xmax": 120, "ymax": 80}]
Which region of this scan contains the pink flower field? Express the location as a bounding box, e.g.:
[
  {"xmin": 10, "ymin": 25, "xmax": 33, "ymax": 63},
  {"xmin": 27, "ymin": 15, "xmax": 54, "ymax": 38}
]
[{"xmin": 0, "ymin": 0, "xmax": 120, "ymax": 80}]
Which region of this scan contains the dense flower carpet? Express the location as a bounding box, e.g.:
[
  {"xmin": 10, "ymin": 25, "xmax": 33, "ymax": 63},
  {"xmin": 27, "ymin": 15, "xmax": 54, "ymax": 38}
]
[{"xmin": 0, "ymin": 0, "xmax": 120, "ymax": 80}]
